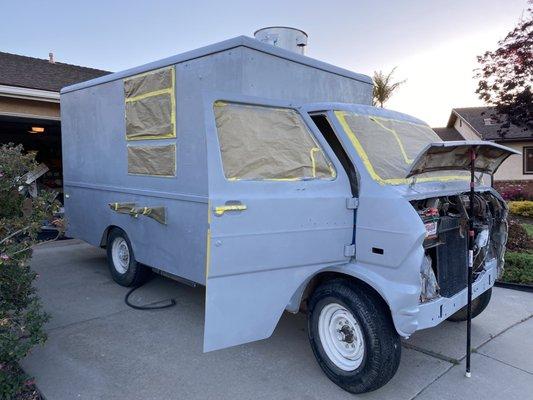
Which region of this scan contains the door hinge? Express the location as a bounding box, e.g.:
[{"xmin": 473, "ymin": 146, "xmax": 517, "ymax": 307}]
[
  {"xmin": 346, "ymin": 197, "xmax": 359, "ymax": 210},
  {"xmin": 344, "ymin": 244, "xmax": 356, "ymax": 257}
]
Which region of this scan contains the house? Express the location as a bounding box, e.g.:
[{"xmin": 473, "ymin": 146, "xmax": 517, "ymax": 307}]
[
  {"xmin": 0, "ymin": 51, "xmax": 109, "ymax": 200},
  {"xmin": 434, "ymin": 107, "xmax": 533, "ymax": 199}
]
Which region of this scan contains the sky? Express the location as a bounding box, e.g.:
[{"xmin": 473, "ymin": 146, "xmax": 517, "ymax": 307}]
[{"xmin": 0, "ymin": 0, "xmax": 528, "ymax": 126}]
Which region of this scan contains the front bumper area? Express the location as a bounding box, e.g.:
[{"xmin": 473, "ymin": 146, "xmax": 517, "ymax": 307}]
[{"xmin": 416, "ymin": 259, "xmax": 498, "ymax": 330}]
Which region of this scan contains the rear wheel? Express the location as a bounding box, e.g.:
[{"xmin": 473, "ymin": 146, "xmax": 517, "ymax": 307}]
[
  {"xmin": 447, "ymin": 288, "xmax": 492, "ymax": 322},
  {"xmin": 307, "ymin": 279, "xmax": 401, "ymax": 394},
  {"xmin": 106, "ymin": 228, "xmax": 150, "ymax": 287}
]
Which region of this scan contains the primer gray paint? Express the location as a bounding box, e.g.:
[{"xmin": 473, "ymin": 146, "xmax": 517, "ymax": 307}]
[{"xmin": 61, "ymin": 36, "xmax": 509, "ymax": 353}]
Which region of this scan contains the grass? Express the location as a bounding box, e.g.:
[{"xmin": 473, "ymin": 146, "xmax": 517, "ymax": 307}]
[
  {"xmin": 523, "ymin": 223, "xmax": 533, "ymax": 238},
  {"xmin": 500, "ymin": 220, "xmax": 533, "ymax": 286}
]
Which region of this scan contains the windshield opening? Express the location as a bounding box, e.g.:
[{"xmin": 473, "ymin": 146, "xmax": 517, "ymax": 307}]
[{"xmin": 335, "ymin": 111, "xmax": 468, "ymax": 185}]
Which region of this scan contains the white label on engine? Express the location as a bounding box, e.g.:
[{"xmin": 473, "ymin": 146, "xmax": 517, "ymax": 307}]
[{"xmin": 425, "ymin": 221, "xmax": 438, "ymax": 237}]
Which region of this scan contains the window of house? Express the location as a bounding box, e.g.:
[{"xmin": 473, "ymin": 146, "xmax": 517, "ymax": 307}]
[
  {"xmin": 524, "ymin": 147, "xmax": 533, "ymax": 174},
  {"xmin": 483, "ymin": 118, "xmax": 496, "ymax": 126},
  {"xmin": 213, "ymin": 102, "xmax": 336, "ymax": 181}
]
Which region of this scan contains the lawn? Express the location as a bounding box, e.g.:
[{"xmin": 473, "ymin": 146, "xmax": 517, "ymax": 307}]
[
  {"xmin": 523, "ymin": 223, "xmax": 533, "ymax": 237},
  {"xmin": 500, "ymin": 218, "xmax": 533, "ymax": 286}
]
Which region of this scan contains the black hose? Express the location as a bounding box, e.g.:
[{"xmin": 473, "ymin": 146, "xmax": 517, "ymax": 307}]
[{"xmin": 124, "ymin": 284, "xmax": 176, "ymax": 310}]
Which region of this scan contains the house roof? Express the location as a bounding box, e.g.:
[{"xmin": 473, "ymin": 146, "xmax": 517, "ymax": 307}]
[
  {"xmin": 447, "ymin": 106, "xmax": 532, "ymax": 142},
  {"xmin": 433, "ymin": 127, "xmax": 464, "ymax": 141},
  {"xmin": 0, "ymin": 51, "xmax": 110, "ymax": 92}
]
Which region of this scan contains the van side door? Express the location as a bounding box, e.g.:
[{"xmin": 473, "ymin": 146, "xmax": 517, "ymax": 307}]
[{"xmin": 204, "ymin": 99, "xmax": 354, "ymax": 351}]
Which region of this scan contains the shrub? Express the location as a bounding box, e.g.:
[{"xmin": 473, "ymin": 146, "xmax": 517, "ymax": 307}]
[
  {"xmin": 0, "ymin": 144, "xmax": 60, "ymax": 399},
  {"xmin": 500, "ymin": 187, "xmax": 526, "ymax": 201},
  {"xmin": 501, "ymin": 252, "xmax": 533, "ymax": 285},
  {"xmin": 506, "ymin": 219, "xmax": 533, "ymax": 252},
  {"xmin": 508, "ymin": 201, "xmax": 533, "ymax": 218}
]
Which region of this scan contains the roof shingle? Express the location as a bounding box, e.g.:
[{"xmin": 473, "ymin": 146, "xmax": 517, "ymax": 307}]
[
  {"xmin": 452, "ymin": 106, "xmax": 532, "ymax": 142},
  {"xmin": 433, "ymin": 127, "xmax": 464, "ymax": 141},
  {"xmin": 0, "ymin": 51, "xmax": 110, "ymax": 92}
]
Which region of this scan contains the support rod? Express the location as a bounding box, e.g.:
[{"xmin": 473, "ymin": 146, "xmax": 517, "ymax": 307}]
[{"xmin": 466, "ymin": 146, "xmax": 476, "ymax": 378}]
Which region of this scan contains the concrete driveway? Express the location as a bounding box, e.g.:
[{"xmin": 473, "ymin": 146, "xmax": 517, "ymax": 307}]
[{"xmin": 23, "ymin": 240, "xmax": 533, "ymax": 400}]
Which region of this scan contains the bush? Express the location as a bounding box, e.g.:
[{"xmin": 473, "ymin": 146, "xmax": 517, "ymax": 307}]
[
  {"xmin": 0, "ymin": 144, "xmax": 60, "ymax": 399},
  {"xmin": 508, "ymin": 201, "xmax": 533, "ymax": 218},
  {"xmin": 506, "ymin": 219, "xmax": 533, "ymax": 252},
  {"xmin": 501, "ymin": 252, "xmax": 533, "ymax": 285},
  {"xmin": 500, "ymin": 187, "xmax": 526, "ymax": 201}
]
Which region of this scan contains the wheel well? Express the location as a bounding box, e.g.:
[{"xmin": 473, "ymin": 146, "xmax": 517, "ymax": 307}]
[
  {"xmin": 100, "ymin": 225, "xmax": 121, "ymax": 248},
  {"xmin": 299, "ymin": 272, "xmax": 390, "ymax": 315}
]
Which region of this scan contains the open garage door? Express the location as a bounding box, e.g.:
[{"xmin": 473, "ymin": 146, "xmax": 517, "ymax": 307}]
[{"xmin": 0, "ymin": 115, "xmax": 63, "ymax": 201}]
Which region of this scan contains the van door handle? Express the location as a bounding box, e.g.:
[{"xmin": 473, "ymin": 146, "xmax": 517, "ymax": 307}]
[{"xmin": 213, "ymin": 203, "xmax": 247, "ymax": 216}]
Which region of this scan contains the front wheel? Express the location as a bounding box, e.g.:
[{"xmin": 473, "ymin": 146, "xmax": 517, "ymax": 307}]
[{"xmin": 307, "ymin": 279, "xmax": 401, "ymax": 394}]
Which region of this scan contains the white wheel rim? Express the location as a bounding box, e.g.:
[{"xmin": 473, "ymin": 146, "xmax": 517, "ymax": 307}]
[
  {"xmin": 318, "ymin": 302, "xmax": 365, "ymax": 371},
  {"xmin": 111, "ymin": 237, "xmax": 130, "ymax": 274}
]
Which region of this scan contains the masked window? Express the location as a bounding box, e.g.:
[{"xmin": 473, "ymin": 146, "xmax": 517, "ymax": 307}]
[
  {"xmin": 336, "ymin": 111, "xmax": 467, "ymax": 184},
  {"xmin": 214, "ymin": 102, "xmax": 336, "ymax": 181},
  {"xmin": 124, "ymin": 67, "xmax": 176, "ymax": 140},
  {"xmin": 127, "ymin": 144, "xmax": 176, "ymax": 176}
]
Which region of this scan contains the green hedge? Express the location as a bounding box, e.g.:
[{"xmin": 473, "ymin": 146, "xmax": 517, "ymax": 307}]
[{"xmin": 501, "ymin": 252, "xmax": 533, "ymax": 285}]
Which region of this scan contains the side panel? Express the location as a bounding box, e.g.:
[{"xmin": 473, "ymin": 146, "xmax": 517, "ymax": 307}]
[
  {"xmin": 242, "ymin": 48, "xmax": 373, "ymax": 105},
  {"xmin": 61, "ymin": 50, "xmax": 244, "ymax": 284}
]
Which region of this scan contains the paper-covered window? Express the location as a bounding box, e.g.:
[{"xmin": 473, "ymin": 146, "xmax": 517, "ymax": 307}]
[
  {"xmin": 127, "ymin": 144, "xmax": 176, "ymax": 176},
  {"xmin": 214, "ymin": 102, "xmax": 336, "ymax": 181},
  {"xmin": 124, "ymin": 67, "xmax": 175, "ymax": 140},
  {"xmin": 335, "ymin": 111, "xmax": 468, "ymax": 184}
]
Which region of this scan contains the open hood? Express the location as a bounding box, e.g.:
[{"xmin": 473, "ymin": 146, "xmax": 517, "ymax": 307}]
[{"xmin": 406, "ymin": 141, "xmax": 521, "ymax": 178}]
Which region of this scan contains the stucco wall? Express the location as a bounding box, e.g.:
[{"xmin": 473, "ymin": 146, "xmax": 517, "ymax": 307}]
[
  {"xmin": 454, "ymin": 117, "xmax": 531, "ymax": 182},
  {"xmin": 493, "ymin": 141, "xmax": 532, "ymax": 181},
  {"xmin": 454, "ymin": 117, "xmax": 480, "ymax": 140},
  {"xmin": 0, "ymin": 96, "xmax": 60, "ymax": 119}
]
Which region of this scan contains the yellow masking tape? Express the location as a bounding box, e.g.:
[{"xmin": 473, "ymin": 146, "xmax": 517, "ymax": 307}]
[
  {"xmin": 310, "ymin": 147, "xmax": 320, "ymax": 178},
  {"xmin": 214, "ymin": 204, "xmax": 247, "ymax": 215},
  {"xmin": 125, "ymin": 66, "xmax": 176, "ymax": 141},
  {"xmin": 334, "ymin": 111, "xmax": 467, "ymax": 185},
  {"xmin": 369, "ymin": 117, "xmax": 413, "ymax": 164}
]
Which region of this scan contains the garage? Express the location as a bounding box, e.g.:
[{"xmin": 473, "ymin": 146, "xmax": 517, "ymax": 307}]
[{"xmin": 0, "ymin": 51, "xmax": 109, "ymax": 202}]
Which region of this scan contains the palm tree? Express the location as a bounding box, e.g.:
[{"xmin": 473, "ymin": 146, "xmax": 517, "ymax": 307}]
[{"xmin": 372, "ymin": 67, "xmax": 406, "ymax": 108}]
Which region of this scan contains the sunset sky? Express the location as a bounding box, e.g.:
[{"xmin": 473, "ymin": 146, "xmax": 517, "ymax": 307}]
[{"xmin": 0, "ymin": 0, "xmax": 528, "ymax": 126}]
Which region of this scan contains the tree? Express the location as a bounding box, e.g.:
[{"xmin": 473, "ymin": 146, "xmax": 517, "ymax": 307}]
[
  {"xmin": 0, "ymin": 144, "xmax": 62, "ymax": 399},
  {"xmin": 372, "ymin": 67, "xmax": 406, "ymax": 108},
  {"xmin": 475, "ymin": 5, "xmax": 533, "ymax": 133}
]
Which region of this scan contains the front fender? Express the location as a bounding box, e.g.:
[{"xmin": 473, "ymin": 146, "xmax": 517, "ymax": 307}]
[{"xmin": 286, "ymin": 245, "xmax": 424, "ymax": 337}]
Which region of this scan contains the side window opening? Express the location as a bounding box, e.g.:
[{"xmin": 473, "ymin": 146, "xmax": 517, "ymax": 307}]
[{"xmin": 310, "ymin": 114, "xmax": 358, "ymax": 195}]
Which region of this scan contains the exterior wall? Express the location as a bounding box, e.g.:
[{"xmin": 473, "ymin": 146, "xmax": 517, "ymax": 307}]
[
  {"xmin": 493, "ymin": 141, "xmax": 532, "ymax": 181},
  {"xmin": 0, "ymin": 96, "xmax": 59, "ymax": 119},
  {"xmin": 453, "ymin": 117, "xmax": 480, "ymax": 140}
]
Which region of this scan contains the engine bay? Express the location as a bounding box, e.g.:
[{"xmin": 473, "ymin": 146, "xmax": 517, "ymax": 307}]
[{"xmin": 411, "ymin": 191, "xmax": 508, "ymax": 302}]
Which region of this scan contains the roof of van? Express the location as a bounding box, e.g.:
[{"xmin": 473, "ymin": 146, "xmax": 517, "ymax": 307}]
[
  {"xmin": 61, "ymin": 36, "xmax": 373, "ymax": 94},
  {"xmin": 303, "ymin": 103, "xmax": 428, "ymax": 126}
]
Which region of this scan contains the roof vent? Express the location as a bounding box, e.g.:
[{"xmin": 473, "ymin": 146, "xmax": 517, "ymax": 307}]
[
  {"xmin": 254, "ymin": 27, "xmax": 308, "ymax": 55},
  {"xmin": 48, "ymin": 52, "xmax": 55, "ymax": 64}
]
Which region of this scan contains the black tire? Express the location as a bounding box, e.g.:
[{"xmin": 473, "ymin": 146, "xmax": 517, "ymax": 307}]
[
  {"xmin": 307, "ymin": 279, "xmax": 401, "ymax": 394},
  {"xmin": 106, "ymin": 228, "xmax": 151, "ymax": 287},
  {"xmin": 447, "ymin": 288, "xmax": 492, "ymax": 322}
]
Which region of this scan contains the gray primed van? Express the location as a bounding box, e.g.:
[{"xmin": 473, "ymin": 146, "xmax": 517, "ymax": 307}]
[{"xmin": 61, "ymin": 36, "xmax": 518, "ymax": 393}]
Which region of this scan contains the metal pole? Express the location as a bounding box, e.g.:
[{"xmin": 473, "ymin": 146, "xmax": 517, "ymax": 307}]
[{"xmin": 466, "ymin": 147, "xmax": 476, "ymax": 378}]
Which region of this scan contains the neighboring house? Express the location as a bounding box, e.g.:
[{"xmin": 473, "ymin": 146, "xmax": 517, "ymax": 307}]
[
  {"xmin": 434, "ymin": 107, "xmax": 533, "ymax": 199},
  {"xmin": 0, "ymin": 51, "xmax": 109, "ymax": 199}
]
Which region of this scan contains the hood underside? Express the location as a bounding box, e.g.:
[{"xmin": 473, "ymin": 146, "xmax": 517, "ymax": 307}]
[{"xmin": 407, "ymin": 141, "xmax": 520, "ymax": 178}]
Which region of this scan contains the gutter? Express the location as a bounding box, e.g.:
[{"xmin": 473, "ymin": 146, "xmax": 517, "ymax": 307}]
[{"xmin": 0, "ymin": 84, "xmax": 59, "ymax": 103}]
